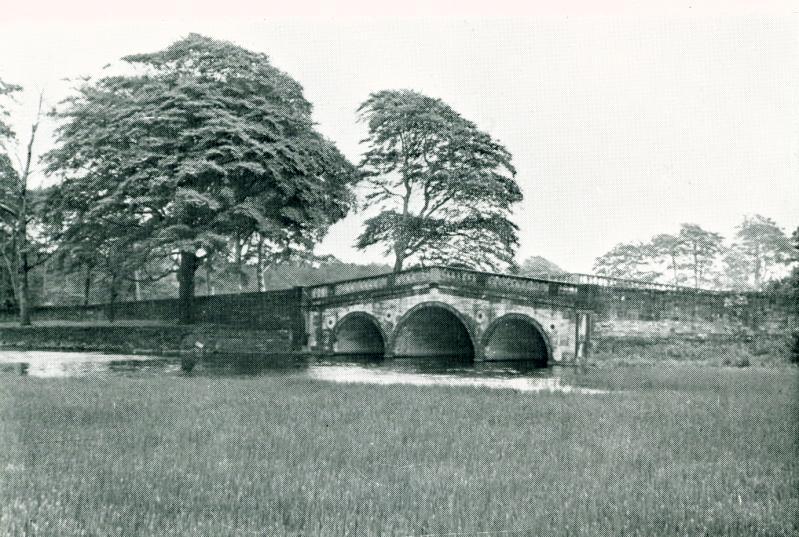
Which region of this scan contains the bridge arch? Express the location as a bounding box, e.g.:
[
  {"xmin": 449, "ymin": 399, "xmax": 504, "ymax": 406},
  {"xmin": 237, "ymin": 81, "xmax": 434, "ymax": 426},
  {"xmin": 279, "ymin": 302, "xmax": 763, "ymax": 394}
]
[
  {"xmin": 482, "ymin": 313, "xmax": 552, "ymax": 365},
  {"xmin": 332, "ymin": 311, "xmax": 386, "ymax": 355},
  {"xmin": 389, "ymin": 301, "xmax": 477, "ymax": 360}
]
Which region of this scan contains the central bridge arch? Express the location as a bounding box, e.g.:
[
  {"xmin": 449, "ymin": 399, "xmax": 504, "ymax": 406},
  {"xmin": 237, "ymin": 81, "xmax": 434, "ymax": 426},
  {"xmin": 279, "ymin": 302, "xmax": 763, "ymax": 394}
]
[{"xmin": 389, "ymin": 301, "xmax": 476, "ymax": 360}]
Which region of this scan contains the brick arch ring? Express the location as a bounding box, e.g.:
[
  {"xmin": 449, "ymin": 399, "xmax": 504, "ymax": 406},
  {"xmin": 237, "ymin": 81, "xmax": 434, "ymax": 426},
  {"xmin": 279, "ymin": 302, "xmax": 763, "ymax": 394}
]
[
  {"xmin": 331, "ymin": 311, "xmax": 389, "ymax": 352},
  {"xmin": 386, "ymin": 300, "xmax": 480, "ymax": 359},
  {"xmin": 481, "ymin": 313, "xmax": 553, "ymax": 364}
]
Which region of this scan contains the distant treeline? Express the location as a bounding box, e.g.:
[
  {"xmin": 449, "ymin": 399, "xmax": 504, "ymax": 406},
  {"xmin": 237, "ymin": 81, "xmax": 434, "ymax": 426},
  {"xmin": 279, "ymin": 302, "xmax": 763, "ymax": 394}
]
[{"xmin": 592, "ymin": 217, "xmax": 799, "ymax": 292}]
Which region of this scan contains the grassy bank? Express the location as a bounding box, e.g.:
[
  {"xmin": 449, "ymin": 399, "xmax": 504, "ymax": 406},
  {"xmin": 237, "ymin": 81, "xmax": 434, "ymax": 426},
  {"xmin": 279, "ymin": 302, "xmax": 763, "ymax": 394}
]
[
  {"xmin": 0, "ymin": 366, "xmax": 796, "ymax": 536},
  {"xmin": 591, "ymin": 335, "xmax": 793, "ymax": 367}
]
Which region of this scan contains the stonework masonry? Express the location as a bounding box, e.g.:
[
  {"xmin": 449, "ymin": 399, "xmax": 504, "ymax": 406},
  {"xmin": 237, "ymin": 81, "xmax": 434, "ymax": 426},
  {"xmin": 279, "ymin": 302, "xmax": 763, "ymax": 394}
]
[{"xmin": 0, "ymin": 266, "xmax": 793, "ymax": 363}]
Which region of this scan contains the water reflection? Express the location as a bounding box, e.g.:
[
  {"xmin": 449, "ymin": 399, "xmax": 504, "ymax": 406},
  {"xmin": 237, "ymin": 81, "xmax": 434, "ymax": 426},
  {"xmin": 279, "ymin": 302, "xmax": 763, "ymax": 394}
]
[
  {"xmin": 0, "ymin": 350, "xmax": 605, "ymax": 393},
  {"xmin": 0, "ymin": 351, "xmax": 180, "ymax": 378}
]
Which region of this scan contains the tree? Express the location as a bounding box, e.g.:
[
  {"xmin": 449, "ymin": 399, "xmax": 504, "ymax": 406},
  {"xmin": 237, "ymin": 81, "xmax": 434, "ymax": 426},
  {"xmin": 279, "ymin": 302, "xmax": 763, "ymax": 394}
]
[
  {"xmin": 592, "ymin": 241, "xmax": 659, "ymax": 281},
  {"xmin": 355, "ymin": 90, "xmax": 522, "ymax": 272},
  {"xmin": 734, "ymin": 214, "xmax": 792, "ymax": 290},
  {"xmin": 721, "ymin": 245, "xmax": 752, "ymax": 291},
  {"xmin": 0, "ymin": 81, "xmax": 47, "ymax": 326},
  {"xmin": 45, "ymin": 34, "xmax": 358, "ymax": 323},
  {"xmin": 674, "ymin": 223, "xmax": 724, "ymax": 289},
  {"xmin": 517, "ymin": 256, "xmax": 566, "ymax": 278},
  {"xmin": 789, "ymin": 226, "xmax": 799, "ymax": 364},
  {"xmin": 650, "ymin": 233, "xmax": 683, "ymax": 285},
  {"xmin": 44, "ymin": 184, "xmax": 148, "ymax": 318},
  {"xmin": 0, "ymin": 80, "xmax": 20, "ymax": 316}
]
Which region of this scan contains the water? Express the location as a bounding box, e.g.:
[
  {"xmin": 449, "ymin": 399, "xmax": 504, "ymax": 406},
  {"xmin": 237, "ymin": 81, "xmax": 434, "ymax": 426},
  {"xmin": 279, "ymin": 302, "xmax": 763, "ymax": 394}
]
[{"xmin": 0, "ymin": 350, "xmax": 605, "ymax": 394}]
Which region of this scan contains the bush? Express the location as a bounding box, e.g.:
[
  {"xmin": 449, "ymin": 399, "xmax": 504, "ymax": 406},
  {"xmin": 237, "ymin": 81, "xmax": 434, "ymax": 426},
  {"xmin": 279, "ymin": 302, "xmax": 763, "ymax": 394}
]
[{"xmin": 791, "ymin": 331, "xmax": 799, "ymax": 365}]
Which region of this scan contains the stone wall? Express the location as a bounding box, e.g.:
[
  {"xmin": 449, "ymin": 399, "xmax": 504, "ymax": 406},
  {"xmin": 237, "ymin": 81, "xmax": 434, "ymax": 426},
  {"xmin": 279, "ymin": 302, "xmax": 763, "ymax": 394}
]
[
  {"xmin": 0, "ymin": 325, "xmax": 190, "ymax": 355},
  {"xmin": 0, "ymin": 324, "xmax": 297, "ymax": 356},
  {"xmin": 0, "ymin": 288, "xmax": 305, "ymax": 334},
  {"xmin": 588, "ymin": 286, "xmax": 794, "ymax": 341}
]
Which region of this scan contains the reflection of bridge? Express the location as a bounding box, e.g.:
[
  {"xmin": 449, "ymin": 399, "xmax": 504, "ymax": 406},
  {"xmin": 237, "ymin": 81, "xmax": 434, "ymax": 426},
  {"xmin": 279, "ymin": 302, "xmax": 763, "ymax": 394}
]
[{"xmin": 304, "ymin": 266, "xmax": 594, "ymax": 364}]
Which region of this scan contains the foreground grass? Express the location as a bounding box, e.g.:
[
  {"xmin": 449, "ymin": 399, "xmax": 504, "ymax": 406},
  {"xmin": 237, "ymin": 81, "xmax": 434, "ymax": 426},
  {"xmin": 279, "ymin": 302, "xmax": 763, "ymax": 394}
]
[{"xmin": 0, "ymin": 367, "xmax": 796, "ymax": 536}]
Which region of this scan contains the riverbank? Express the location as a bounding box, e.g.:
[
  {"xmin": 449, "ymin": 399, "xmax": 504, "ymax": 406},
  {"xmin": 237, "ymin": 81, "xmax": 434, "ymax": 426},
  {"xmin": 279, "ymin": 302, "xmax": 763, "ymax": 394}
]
[
  {"xmin": 591, "ymin": 334, "xmax": 793, "ymax": 367},
  {"xmin": 0, "ymin": 365, "xmax": 795, "ymax": 536}
]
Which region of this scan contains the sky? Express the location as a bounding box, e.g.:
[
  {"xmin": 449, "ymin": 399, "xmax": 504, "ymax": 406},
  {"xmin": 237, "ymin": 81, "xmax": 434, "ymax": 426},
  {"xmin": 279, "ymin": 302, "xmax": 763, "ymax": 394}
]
[{"xmin": 0, "ymin": 1, "xmax": 797, "ymax": 273}]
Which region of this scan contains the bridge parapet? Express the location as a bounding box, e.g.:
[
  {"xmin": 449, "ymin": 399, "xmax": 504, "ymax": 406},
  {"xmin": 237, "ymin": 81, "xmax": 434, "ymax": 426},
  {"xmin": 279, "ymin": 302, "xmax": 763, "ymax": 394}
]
[{"xmin": 306, "ymin": 266, "xmax": 589, "ymax": 308}]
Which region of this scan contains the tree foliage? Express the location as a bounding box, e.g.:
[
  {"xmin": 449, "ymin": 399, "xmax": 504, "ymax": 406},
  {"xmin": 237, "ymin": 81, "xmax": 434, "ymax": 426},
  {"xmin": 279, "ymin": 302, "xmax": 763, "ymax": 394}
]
[
  {"xmin": 733, "ymin": 214, "xmax": 792, "ymax": 290},
  {"xmin": 592, "ymin": 241, "xmax": 659, "ymax": 281},
  {"xmin": 517, "ymin": 256, "xmax": 565, "ymax": 278},
  {"xmin": 674, "ymin": 223, "xmax": 724, "ymax": 288},
  {"xmin": 0, "ymin": 78, "xmax": 21, "ymax": 142},
  {"xmin": 593, "ymin": 224, "xmax": 723, "ymax": 287},
  {"xmin": 45, "ymin": 34, "xmax": 358, "ymax": 322},
  {"xmin": 355, "ymin": 90, "xmax": 522, "ymax": 272},
  {"xmin": 592, "ymin": 219, "xmax": 796, "ymax": 290}
]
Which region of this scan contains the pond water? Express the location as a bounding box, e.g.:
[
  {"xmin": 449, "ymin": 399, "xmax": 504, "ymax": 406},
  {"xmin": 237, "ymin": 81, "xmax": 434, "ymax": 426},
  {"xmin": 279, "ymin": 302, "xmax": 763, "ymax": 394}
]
[{"xmin": 0, "ymin": 350, "xmax": 605, "ymax": 394}]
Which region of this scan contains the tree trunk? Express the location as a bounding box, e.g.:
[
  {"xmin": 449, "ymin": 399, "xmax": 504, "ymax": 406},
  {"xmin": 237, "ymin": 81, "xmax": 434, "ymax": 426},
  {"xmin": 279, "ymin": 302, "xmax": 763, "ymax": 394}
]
[
  {"xmin": 235, "ymin": 236, "xmax": 245, "ymax": 292},
  {"xmin": 393, "ymin": 254, "xmax": 404, "ymax": 273},
  {"xmin": 670, "ymin": 254, "xmax": 678, "ymax": 285},
  {"xmin": 753, "ymin": 245, "xmax": 762, "ymax": 290},
  {"xmin": 15, "ymin": 94, "xmax": 41, "ymax": 328},
  {"xmin": 256, "ymin": 237, "xmax": 265, "ymax": 292},
  {"xmin": 107, "ymin": 275, "xmax": 119, "ymax": 323},
  {"xmin": 41, "ymin": 260, "xmax": 47, "ymax": 303},
  {"xmin": 205, "ymin": 255, "xmax": 213, "ymax": 296},
  {"xmin": 134, "ymin": 270, "xmax": 142, "ymax": 301},
  {"xmin": 17, "ymin": 254, "xmax": 30, "ymax": 326},
  {"xmin": 178, "ymin": 251, "xmax": 197, "ymax": 324},
  {"xmin": 83, "ymin": 264, "xmax": 92, "ymax": 306},
  {"xmin": 393, "ymin": 238, "xmax": 407, "ymax": 273}
]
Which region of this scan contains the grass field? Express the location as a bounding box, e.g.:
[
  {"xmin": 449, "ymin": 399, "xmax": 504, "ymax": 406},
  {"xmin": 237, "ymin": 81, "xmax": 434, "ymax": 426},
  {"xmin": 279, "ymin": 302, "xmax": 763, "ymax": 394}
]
[{"xmin": 0, "ymin": 366, "xmax": 796, "ymax": 536}]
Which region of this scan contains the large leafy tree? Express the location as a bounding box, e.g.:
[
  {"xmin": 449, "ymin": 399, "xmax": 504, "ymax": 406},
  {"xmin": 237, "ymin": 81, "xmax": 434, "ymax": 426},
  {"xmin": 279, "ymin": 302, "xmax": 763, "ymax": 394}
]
[
  {"xmin": 355, "ymin": 90, "xmax": 522, "ymax": 272},
  {"xmin": 733, "ymin": 214, "xmax": 792, "ymax": 290},
  {"xmin": 45, "ymin": 34, "xmax": 357, "ymax": 323}
]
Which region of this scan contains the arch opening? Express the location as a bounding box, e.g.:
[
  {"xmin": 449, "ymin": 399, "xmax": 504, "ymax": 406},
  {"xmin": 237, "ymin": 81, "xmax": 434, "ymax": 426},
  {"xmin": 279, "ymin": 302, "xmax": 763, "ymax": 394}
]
[
  {"xmin": 333, "ymin": 313, "xmax": 385, "ymax": 356},
  {"xmin": 483, "ymin": 315, "xmax": 550, "ymax": 365},
  {"xmin": 392, "ymin": 304, "xmax": 474, "ymax": 361}
]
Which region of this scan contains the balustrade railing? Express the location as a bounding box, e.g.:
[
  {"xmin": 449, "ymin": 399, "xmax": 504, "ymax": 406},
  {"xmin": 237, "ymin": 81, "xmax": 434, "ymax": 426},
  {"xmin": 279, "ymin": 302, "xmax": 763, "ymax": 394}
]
[
  {"xmin": 523, "ymin": 271, "xmax": 719, "ymax": 294},
  {"xmin": 305, "ymin": 265, "xmax": 586, "ymax": 302}
]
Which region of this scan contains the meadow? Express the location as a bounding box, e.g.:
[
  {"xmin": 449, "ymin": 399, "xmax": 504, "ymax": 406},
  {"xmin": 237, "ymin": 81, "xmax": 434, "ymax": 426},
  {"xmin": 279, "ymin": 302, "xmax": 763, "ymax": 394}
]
[{"xmin": 0, "ymin": 366, "xmax": 796, "ymax": 536}]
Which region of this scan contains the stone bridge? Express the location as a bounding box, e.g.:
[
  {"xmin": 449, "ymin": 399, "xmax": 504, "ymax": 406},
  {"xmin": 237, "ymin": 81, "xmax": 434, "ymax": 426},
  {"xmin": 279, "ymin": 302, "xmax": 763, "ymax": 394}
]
[{"xmin": 304, "ymin": 266, "xmax": 594, "ymax": 365}]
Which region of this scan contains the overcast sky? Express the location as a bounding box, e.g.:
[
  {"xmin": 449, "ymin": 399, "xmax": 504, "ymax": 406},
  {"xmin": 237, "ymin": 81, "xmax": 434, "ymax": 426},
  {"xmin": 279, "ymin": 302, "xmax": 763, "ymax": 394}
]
[{"xmin": 1, "ymin": 2, "xmax": 797, "ymax": 273}]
